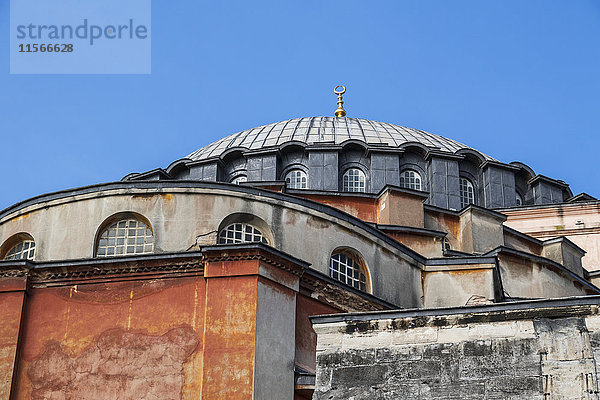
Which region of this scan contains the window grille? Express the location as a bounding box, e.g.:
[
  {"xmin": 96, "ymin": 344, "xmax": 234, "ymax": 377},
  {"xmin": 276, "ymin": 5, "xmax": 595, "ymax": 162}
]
[
  {"xmin": 443, "ymin": 237, "xmax": 451, "ymax": 251},
  {"xmin": 4, "ymin": 240, "xmax": 35, "ymax": 260},
  {"xmin": 329, "ymin": 252, "xmax": 368, "ymax": 291},
  {"xmin": 218, "ymin": 223, "xmax": 268, "ymax": 245},
  {"xmin": 285, "ymin": 170, "xmax": 308, "ymax": 189},
  {"xmin": 459, "ymin": 178, "xmax": 475, "ymax": 208},
  {"xmin": 342, "ymin": 168, "xmax": 366, "ymax": 193},
  {"xmin": 97, "ymin": 219, "xmax": 153, "ymax": 257},
  {"xmin": 399, "ymin": 170, "xmax": 422, "ymax": 190}
]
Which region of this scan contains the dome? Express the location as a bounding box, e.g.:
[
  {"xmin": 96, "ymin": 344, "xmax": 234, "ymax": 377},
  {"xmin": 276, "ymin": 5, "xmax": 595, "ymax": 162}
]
[
  {"xmin": 187, "ymin": 117, "xmax": 494, "ymax": 161},
  {"xmin": 126, "ymin": 115, "xmax": 570, "ymax": 211}
]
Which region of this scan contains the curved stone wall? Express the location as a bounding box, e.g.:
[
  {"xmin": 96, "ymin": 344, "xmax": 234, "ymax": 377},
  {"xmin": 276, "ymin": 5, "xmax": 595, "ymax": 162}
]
[{"xmin": 0, "ymin": 182, "xmax": 424, "ymax": 307}]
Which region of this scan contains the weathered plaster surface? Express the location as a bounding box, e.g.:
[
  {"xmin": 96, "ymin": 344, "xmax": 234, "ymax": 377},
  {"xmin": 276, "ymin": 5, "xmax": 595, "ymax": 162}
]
[
  {"xmin": 0, "ymin": 187, "xmax": 422, "ymax": 307},
  {"xmin": 504, "ymin": 203, "xmax": 600, "ymax": 271},
  {"xmin": 28, "ymin": 327, "xmax": 198, "ymax": 400},
  {"xmin": 0, "ymin": 290, "xmax": 25, "ymax": 400}
]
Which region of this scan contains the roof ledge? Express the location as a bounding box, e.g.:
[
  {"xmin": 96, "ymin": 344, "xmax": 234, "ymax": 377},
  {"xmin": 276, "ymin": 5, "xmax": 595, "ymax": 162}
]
[
  {"xmin": 377, "ymin": 184, "xmax": 430, "ymax": 200},
  {"xmin": 458, "ymin": 204, "xmax": 507, "ymax": 222}
]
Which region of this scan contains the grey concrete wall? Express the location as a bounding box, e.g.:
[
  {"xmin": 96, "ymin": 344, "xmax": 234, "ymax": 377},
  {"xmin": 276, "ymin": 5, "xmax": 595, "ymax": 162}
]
[
  {"xmin": 532, "ymin": 181, "xmax": 563, "ymax": 205},
  {"xmin": 371, "ymin": 153, "xmax": 400, "ymax": 193},
  {"xmin": 308, "ymin": 151, "xmax": 339, "ymax": 191},
  {"xmin": 312, "ymin": 301, "xmax": 600, "ymax": 399},
  {"xmin": 427, "ymin": 157, "xmax": 461, "ymax": 210},
  {"xmin": 423, "ymin": 265, "xmax": 496, "ymax": 308},
  {"xmin": 423, "ymin": 264, "xmax": 495, "ymax": 308},
  {"xmin": 469, "ymin": 210, "xmax": 505, "ymax": 254},
  {"xmin": 187, "ymin": 163, "xmax": 218, "ymax": 181},
  {"xmin": 247, "ymin": 154, "xmax": 277, "ymax": 181},
  {"xmin": 482, "ymin": 166, "xmax": 516, "ymax": 209},
  {"xmin": 254, "ymin": 276, "xmax": 297, "ymax": 400}
]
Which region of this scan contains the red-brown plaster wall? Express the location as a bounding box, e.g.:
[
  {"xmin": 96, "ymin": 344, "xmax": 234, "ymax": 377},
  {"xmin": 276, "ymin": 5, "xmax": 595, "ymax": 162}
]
[
  {"xmin": 201, "ymin": 272, "xmax": 258, "ymax": 399},
  {"xmin": 0, "ymin": 284, "xmax": 26, "ymax": 400},
  {"xmin": 425, "ymin": 210, "xmax": 461, "ymax": 250},
  {"xmin": 299, "ymin": 194, "xmax": 377, "ymax": 223},
  {"xmin": 7, "ymin": 259, "xmax": 267, "ymax": 400},
  {"xmin": 13, "ymin": 277, "xmax": 206, "ymax": 400},
  {"xmin": 383, "ymin": 231, "xmax": 442, "ymax": 258}
]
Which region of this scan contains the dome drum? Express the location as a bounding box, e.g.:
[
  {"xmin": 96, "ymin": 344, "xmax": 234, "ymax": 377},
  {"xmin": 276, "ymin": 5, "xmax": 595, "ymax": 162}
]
[{"xmin": 125, "ymin": 117, "xmax": 572, "ymax": 209}]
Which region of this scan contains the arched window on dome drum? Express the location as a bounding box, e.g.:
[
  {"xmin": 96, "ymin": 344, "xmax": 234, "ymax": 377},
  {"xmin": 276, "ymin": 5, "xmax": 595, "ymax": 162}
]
[
  {"xmin": 218, "ymin": 223, "xmax": 269, "ymax": 245},
  {"xmin": 231, "ymin": 175, "xmax": 247, "ymax": 185},
  {"xmin": 96, "ymin": 219, "xmax": 154, "ymax": 257},
  {"xmin": 399, "ymin": 170, "xmax": 422, "ymax": 191},
  {"xmin": 329, "ymin": 251, "xmax": 368, "ymax": 292},
  {"xmin": 516, "ymin": 193, "xmax": 523, "ymax": 206},
  {"xmin": 342, "ymin": 168, "xmax": 366, "ymax": 193},
  {"xmin": 4, "ymin": 240, "xmax": 35, "ymax": 260},
  {"xmin": 285, "ymin": 169, "xmax": 308, "ymax": 189},
  {"xmin": 459, "ymin": 177, "xmax": 475, "ymax": 208}
]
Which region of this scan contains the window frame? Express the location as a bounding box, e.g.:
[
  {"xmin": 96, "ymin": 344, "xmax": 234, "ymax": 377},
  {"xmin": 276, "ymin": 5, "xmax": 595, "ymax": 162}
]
[
  {"xmin": 329, "ymin": 249, "xmax": 370, "ymax": 293},
  {"xmin": 342, "ymin": 168, "xmax": 367, "ymax": 193},
  {"xmin": 0, "ymin": 233, "xmax": 36, "ymax": 261},
  {"xmin": 399, "ymin": 169, "xmax": 422, "ymax": 191},
  {"xmin": 217, "ymin": 222, "xmax": 269, "ymax": 245},
  {"xmin": 95, "ymin": 216, "xmax": 154, "ymax": 258},
  {"xmin": 459, "ymin": 177, "xmax": 475, "ymax": 208},
  {"xmin": 285, "ymin": 169, "xmax": 308, "ymax": 189},
  {"xmin": 3, "ymin": 240, "xmax": 36, "ymax": 261}
]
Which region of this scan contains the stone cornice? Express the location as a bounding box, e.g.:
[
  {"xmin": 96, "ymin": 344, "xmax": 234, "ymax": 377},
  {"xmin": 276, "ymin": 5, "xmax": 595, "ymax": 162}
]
[
  {"xmin": 300, "ymin": 269, "xmax": 395, "ymax": 312},
  {"xmin": 0, "ymin": 254, "xmax": 205, "ymax": 288},
  {"xmin": 202, "ymin": 243, "xmax": 309, "ymax": 277}
]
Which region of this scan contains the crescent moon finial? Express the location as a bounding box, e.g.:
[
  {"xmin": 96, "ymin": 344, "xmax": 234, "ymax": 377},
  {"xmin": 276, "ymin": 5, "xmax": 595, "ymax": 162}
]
[{"xmin": 334, "ymin": 85, "xmax": 347, "ymax": 117}]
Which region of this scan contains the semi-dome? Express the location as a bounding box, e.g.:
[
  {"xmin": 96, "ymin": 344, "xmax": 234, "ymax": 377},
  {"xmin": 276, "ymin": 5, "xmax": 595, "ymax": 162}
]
[{"xmin": 186, "ymin": 117, "xmax": 494, "ymax": 161}]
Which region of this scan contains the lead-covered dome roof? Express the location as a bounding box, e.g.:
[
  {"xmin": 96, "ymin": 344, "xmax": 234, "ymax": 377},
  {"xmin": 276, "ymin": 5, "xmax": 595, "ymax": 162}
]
[{"xmin": 187, "ymin": 117, "xmax": 494, "ymax": 161}]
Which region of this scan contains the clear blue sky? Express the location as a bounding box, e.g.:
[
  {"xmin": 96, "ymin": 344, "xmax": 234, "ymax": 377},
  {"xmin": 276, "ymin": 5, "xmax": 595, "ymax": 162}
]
[{"xmin": 1, "ymin": 1, "xmax": 599, "ymax": 210}]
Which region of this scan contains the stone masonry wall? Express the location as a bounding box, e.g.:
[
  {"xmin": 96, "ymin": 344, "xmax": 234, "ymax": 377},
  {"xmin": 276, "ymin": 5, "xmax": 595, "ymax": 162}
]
[{"xmin": 312, "ymin": 299, "xmax": 600, "ymax": 399}]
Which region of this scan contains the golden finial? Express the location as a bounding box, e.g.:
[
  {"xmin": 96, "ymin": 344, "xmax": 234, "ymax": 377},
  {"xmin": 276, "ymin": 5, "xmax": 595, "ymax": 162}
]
[{"xmin": 334, "ymin": 85, "xmax": 346, "ymax": 117}]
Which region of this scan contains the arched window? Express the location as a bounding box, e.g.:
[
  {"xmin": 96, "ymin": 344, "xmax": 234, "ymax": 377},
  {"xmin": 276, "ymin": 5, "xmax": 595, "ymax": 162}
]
[
  {"xmin": 459, "ymin": 177, "xmax": 475, "ymax": 208},
  {"xmin": 4, "ymin": 240, "xmax": 35, "ymax": 260},
  {"xmin": 342, "ymin": 168, "xmax": 366, "ymax": 193},
  {"xmin": 399, "ymin": 170, "xmax": 422, "ymax": 191},
  {"xmin": 231, "ymin": 175, "xmax": 247, "ymax": 185},
  {"xmin": 285, "ymin": 169, "xmax": 308, "ymax": 189},
  {"xmin": 96, "ymin": 218, "xmax": 154, "ymax": 257},
  {"xmin": 329, "ymin": 250, "xmax": 369, "ymax": 292},
  {"xmin": 442, "ymin": 237, "xmax": 451, "ymax": 252},
  {"xmin": 218, "ymin": 223, "xmax": 268, "ymax": 245},
  {"xmin": 516, "ymin": 193, "xmax": 523, "ymax": 206}
]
